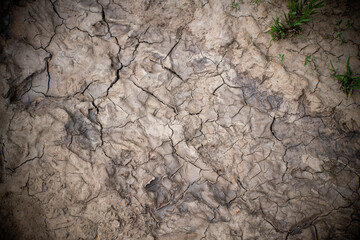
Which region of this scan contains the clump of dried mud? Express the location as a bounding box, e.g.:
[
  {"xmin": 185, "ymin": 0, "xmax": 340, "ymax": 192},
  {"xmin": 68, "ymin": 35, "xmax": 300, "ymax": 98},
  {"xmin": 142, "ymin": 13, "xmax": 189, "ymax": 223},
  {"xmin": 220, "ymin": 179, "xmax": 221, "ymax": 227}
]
[{"xmin": 0, "ymin": 0, "xmax": 360, "ymax": 239}]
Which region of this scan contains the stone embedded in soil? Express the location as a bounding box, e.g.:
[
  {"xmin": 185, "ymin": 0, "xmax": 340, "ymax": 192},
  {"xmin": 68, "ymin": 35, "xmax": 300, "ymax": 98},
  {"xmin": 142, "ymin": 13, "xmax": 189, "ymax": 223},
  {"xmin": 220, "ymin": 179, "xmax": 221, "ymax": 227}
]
[{"xmin": 0, "ymin": 0, "xmax": 360, "ymax": 239}]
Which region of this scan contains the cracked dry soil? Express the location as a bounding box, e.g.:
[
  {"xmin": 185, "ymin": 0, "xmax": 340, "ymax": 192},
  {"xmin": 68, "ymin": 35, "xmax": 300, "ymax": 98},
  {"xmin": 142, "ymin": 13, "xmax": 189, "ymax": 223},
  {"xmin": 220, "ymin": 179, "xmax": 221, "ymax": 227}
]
[{"xmin": 0, "ymin": 0, "xmax": 360, "ymax": 239}]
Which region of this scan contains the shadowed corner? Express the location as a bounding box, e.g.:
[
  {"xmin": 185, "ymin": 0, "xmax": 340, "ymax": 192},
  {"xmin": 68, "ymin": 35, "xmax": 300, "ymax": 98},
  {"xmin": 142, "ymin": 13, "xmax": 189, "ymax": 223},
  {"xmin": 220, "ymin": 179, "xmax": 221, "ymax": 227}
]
[
  {"xmin": 0, "ymin": 146, "xmax": 49, "ymax": 240},
  {"xmin": 0, "ymin": 143, "xmax": 4, "ymax": 184},
  {"xmin": 0, "ymin": 192, "xmax": 50, "ymax": 240},
  {"xmin": 0, "ymin": 204, "xmax": 22, "ymax": 240}
]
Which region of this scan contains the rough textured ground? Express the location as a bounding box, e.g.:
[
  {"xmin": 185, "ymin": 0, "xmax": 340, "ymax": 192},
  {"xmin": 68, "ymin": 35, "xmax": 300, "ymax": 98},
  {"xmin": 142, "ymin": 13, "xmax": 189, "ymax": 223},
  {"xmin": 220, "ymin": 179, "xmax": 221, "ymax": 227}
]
[{"xmin": 0, "ymin": 0, "xmax": 360, "ymax": 239}]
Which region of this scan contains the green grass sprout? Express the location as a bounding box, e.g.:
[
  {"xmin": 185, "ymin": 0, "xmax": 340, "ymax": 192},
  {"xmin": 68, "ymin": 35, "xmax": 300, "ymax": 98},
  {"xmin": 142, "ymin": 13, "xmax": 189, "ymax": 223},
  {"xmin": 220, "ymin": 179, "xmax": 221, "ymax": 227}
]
[
  {"xmin": 304, "ymin": 55, "xmax": 312, "ymax": 66},
  {"xmin": 336, "ymin": 19, "xmax": 342, "ymax": 26},
  {"xmin": 269, "ymin": 0, "xmax": 324, "ymax": 40},
  {"xmin": 330, "ymin": 57, "xmax": 360, "ymax": 96},
  {"xmin": 279, "ymin": 53, "xmax": 285, "ymax": 62},
  {"xmin": 335, "ymin": 32, "xmax": 343, "ymax": 43},
  {"xmin": 346, "ymin": 20, "xmax": 354, "ymax": 29},
  {"xmin": 231, "ymin": 0, "xmax": 243, "ymax": 9}
]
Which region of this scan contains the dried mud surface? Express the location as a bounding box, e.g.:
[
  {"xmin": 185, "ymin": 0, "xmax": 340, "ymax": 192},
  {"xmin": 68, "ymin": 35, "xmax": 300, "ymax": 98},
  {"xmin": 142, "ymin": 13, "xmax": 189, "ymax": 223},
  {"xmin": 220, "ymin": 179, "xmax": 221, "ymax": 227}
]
[{"xmin": 0, "ymin": 0, "xmax": 360, "ymax": 239}]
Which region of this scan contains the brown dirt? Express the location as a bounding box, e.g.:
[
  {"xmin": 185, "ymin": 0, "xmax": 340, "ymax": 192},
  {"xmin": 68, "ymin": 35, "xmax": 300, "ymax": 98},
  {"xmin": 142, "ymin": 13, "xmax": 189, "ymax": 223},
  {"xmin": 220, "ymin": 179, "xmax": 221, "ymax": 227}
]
[{"xmin": 0, "ymin": 0, "xmax": 360, "ymax": 239}]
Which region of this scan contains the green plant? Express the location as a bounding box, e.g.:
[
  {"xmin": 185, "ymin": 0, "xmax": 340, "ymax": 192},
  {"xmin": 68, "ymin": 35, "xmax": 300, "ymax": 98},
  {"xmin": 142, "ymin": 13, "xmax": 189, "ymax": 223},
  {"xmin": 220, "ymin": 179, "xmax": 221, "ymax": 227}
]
[
  {"xmin": 279, "ymin": 53, "xmax": 285, "ymax": 62},
  {"xmin": 269, "ymin": 0, "xmax": 324, "ymax": 40},
  {"xmin": 330, "ymin": 57, "xmax": 360, "ymax": 96},
  {"xmin": 295, "ymin": 34, "xmax": 305, "ymax": 39},
  {"xmin": 335, "ymin": 32, "xmax": 343, "ymax": 43},
  {"xmin": 252, "ymin": 0, "xmax": 264, "ymax": 4},
  {"xmin": 269, "ymin": 17, "xmax": 287, "ymax": 40},
  {"xmin": 304, "ymin": 55, "xmax": 312, "ymax": 66},
  {"xmin": 346, "ymin": 20, "xmax": 354, "ymax": 29},
  {"xmin": 335, "ymin": 19, "xmax": 353, "ymax": 29},
  {"xmin": 285, "ymin": 0, "xmax": 324, "ymax": 28},
  {"xmin": 231, "ymin": 0, "xmax": 243, "ymax": 9},
  {"xmin": 201, "ymin": 0, "xmax": 205, "ymax": 8}
]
